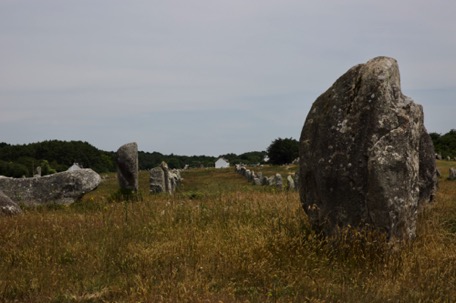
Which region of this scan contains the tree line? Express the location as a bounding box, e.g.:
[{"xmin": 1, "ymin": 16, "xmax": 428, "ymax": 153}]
[
  {"xmin": 430, "ymin": 129, "xmax": 456, "ymax": 159},
  {"xmin": 0, "ymin": 140, "xmax": 115, "ymax": 177},
  {"xmin": 0, "ymin": 140, "xmax": 269, "ymax": 177},
  {"xmin": 1, "ymin": 130, "xmax": 452, "ymax": 178}
]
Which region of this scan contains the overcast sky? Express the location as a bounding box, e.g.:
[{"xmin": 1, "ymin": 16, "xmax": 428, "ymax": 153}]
[{"xmin": 1, "ymin": 0, "xmax": 455, "ymax": 156}]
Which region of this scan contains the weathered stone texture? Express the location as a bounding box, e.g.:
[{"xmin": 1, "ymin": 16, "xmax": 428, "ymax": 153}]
[
  {"xmin": 287, "ymin": 175, "xmax": 295, "ymax": 191},
  {"xmin": 116, "ymin": 142, "xmax": 139, "ymax": 192},
  {"xmin": 149, "ymin": 162, "xmax": 182, "ymax": 194},
  {"xmin": 0, "ymin": 169, "xmax": 101, "ymax": 205},
  {"xmin": 299, "ymin": 56, "xmax": 437, "ymax": 240},
  {"xmin": 273, "ymin": 173, "xmax": 283, "ymax": 189},
  {"xmin": 449, "ymin": 168, "xmax": 456, "ymax": 180},
  {"xmin": 150, "ymin": 167, "xmax": 166, "ymax": 193},
  {"xmin": 0, "ymin": 191, "xmax": 22, "ymax": 215}
]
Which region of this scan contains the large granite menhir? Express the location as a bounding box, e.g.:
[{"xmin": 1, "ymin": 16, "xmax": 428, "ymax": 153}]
[
  {"xmin": 299, "ymin": 56, "xmax": 437, "ymax": 241},
  {"xmin": 116, "ymin": 142, "xmax": 139, "ymax": 192},
  {"xmin": 0, "ymin": 169, "xmax": 101, "ymax": 205}
]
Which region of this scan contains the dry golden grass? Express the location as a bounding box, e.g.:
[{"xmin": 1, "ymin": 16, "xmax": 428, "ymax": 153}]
[{"xmin": 1, "ymin": 161, "xmax": 456, "ymax": 302}]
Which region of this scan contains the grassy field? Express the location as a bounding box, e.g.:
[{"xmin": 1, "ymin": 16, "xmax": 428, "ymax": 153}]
[{"xmin": 1, "ymin": 161, "xmax": 456, "ymax": 302}]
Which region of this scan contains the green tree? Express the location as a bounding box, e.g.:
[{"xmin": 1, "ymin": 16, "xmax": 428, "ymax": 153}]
[
  {"xmin": 40, "ymin": 160, "xmax": 57, "ymax": 176},
  {"xmin": 167, "ymin": 157, "xmax": 182, "ymax": 169},
  {"xmin": 430, "ymin": 129, "xmax": 456, "ymax": 158},
  {"xmin": 267, "ymin": 137, "xmax": 299, "ymax": 165},
  {"xmin": 0, "ymin": 160, "xmax": 29, "ymax": 178}
]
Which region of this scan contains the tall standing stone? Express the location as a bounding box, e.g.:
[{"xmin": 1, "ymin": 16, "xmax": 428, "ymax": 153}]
[
  {"xmin": 116, "ymin": 142, "xmax": 139, "ymax": 192},
  {"xmin": 299, "ymin": 57, "xmax": 437, "ymax": 240}
]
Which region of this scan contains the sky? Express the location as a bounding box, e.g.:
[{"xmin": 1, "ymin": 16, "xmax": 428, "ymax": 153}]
[{"xmin": 1, "ymin": 0, "xmax": 455, "ymax": 156}]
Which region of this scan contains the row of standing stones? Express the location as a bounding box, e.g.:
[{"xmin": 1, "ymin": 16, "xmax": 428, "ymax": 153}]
[
  {"xmin": 1, "ymin": 56, "xmax": 455, "ymax": 245},
  {"xmin": 436, "ymin": 154, "xmax": 456, "ymax": 161},
  {"xmin": 234, "ymin": 164, "xmax": 299, "ymax": 191},
  {"xmin": 0, "ymin": 141, "xmax": 182, "ymax": 215},
  {"xmin": 115, "ymin": 142, "xmax": 182, "ymax": 195}
]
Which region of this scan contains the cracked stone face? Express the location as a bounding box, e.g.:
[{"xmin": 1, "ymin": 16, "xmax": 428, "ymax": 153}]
[{"xmin": 299, "ymin": 56, "xmax": 437, "ymax": 240}]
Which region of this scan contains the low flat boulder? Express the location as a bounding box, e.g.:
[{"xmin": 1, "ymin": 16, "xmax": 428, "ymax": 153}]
[
  {"xmin": 0, "ymin": 169, "xmax": 101, "ymax": 205},
  {"xmin": 0, "ymin": 191, "xmax": 22, "ymax": 215}
]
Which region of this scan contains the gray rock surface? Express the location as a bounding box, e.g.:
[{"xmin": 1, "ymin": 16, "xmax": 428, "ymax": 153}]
[
  {"xmin": 150, "ymin": 162, "xmax": 182, "ymax": 194},
  {"xmin": 299, "ymin": 56, "xmax": 437, "ymax": 240},
  {"xmin": 287, "ymin": 175, "xmax": 295, "ymax": 191},
  {"xmin": 436, "ymin": 169, "xmax": 441, "ymax": 178},
  {"xmin": 274, "ymin": 173, "xmax": 283, "ymax": 189},
  {"xmin": 150, "ymin": 166, "xmax": 166, "ymax": 193},
  {"xmin": 0, "ymin": 191, "xmax": 22, "ymax": 215},
  {"xmin": 67, "ymin": 163, "xmax": 82, "ymax": 172},
  {"xmin": 0, "ymin": 169, "xmax": 101, "ymax": 205},
  {"xmin": 252, "ymin": 177, "xmax": 262, "ymax": 186},
  {"xmin": 116, "ymin": 142, "xmax": 139, "ymax": 192},
  {"xmin": 449, "ymin": 168, "xmax": 456, "ymax": 180},
  {"xmin": 293, "ymin": 173, "xmax": 300, "ymax": 192},
  {"xmin": 245, "ymin": 170, "xmax": 252, "ymax": 181}
]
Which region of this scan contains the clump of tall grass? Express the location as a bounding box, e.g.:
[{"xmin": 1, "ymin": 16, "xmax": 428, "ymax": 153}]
[{"xmin": 108, "ymin": 188, "xmax": 143, "ymax": 203}]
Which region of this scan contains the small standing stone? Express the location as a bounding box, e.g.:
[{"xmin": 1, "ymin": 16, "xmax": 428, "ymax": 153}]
[
  {"xmin": 449, "ymin": 168, "xmax": 456, "ymax": 181},
  {"xmin": 34, "ymin": 166, "xmax": 42, "ymax": 177},
  {"xmin": 274, "ymin": 173, "xmax": 283, "ymax": 190},
  {"xmin": 161, "ymin": 162, "xmax": 172, "ymax": 194},
  {"xmin": 150, "ymin": 167, "xmax": 166, "ymax": 193},
  {"xmin": 245, "ymin": 170, "xmax": 252, "ymax": 180},
  {"xmin": 436, "ymin": 169, "xmax": 441, "ymax": 178},
  {"xmin": 293, "ymin": 173, "xmax": 300, "ymax": 191},
  {"xmin": 287, "ymin": 175, "xmax": 295, "ymax": 191}
]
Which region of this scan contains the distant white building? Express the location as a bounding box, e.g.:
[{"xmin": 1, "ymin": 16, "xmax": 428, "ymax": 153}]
[{"xmin": 215, "ymin": 158, "xmax": 230, "ymax": 169}]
